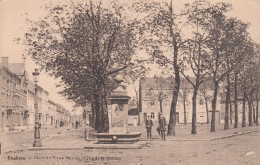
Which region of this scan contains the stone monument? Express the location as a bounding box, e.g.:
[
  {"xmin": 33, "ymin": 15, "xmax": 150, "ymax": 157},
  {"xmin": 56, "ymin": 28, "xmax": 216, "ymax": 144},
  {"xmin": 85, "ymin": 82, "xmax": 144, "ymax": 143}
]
[{"xmin": 97, "ymin": 75, "xmax": 142, "ymax": 143}]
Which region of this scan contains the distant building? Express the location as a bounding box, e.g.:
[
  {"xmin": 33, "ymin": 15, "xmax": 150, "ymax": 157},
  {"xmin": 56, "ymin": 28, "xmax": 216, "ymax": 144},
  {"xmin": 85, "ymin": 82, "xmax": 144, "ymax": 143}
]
[
  {"xmin": 139, "ymin": 77, "xmax": 223, "ymax": 124},
  {"xmin": 26, "ymin": 80, "xmax": 36, "ymax": 128},
  {"xmin": 48, "ymin": 100, "xmax": 57, "ymax": 126},
  {"xmin": 127, "ymin": 99, "xmax": 138, "ymax": 126},
  {"xmin": 0, "ymin": 57, "xmax": 71, "ymax": 132},
  {"xmin": 0, "ymin": 57, "xmax": 28, "ymax": 131},
  {"xmin": 41, "ymin": 89, "xmax": 49, "ymax": 128}
]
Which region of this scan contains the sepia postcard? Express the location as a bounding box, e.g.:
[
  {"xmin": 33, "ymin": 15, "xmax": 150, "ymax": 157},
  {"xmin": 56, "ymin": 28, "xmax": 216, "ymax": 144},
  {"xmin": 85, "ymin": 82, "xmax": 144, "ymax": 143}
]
[{"xmin": 0, "ymin": 0, "xmax": 260, "ymax": 164}]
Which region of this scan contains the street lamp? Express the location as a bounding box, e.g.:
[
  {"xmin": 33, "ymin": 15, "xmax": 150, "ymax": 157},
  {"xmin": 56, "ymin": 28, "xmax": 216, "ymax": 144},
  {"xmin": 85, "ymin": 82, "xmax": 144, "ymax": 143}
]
[{"xmin": 32, "ymin": 69, "xmax": 42, "ymax": 147}]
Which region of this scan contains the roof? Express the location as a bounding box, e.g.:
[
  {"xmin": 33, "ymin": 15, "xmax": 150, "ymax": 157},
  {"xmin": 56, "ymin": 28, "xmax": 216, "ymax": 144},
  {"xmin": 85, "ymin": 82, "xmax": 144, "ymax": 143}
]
[
  {"xmin": 27, "ymin": 80, "xmax": 44, "ymax": 93},
  {"xmin": 140, "ymin": 76, "xmax": 215, "ymax": 91},
  {"xmin": 27, "ymin": 80, "xmax": 36, "ymax": 93},
  {"xmin": 140, "ymin": 77, "xmax": 174, "ymax": 90},
  {"xmin": 8, "ymin": 63, "xmax": 25, "ymax": 76},
  {"xmin": 140, "ymin": 77, "xmax": 195, "ymax": 90}
]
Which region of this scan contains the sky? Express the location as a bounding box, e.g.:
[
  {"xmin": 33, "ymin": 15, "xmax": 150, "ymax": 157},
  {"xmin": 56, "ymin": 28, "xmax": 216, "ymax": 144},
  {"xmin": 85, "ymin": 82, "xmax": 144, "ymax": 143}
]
[{"xmin": 0, "ymin": 0, "xmax": 260, "ymax": 109}]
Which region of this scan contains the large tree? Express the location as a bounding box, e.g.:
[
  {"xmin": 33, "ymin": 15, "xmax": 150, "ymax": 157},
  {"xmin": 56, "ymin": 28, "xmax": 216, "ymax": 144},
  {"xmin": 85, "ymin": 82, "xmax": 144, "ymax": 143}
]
[
  {"xmin": 236, "ymin": 39, "xmax": 255, "ymax": 127},
  {"xmin": 254, "ymin": 44, "xmax": 260, "ymax": 126},
  {"xmin": 180, "ymin": 0, "xmax": 212, "ymax": 134},
  {"xmin": 201, "ymin": 2, "xmax": 234, "ymax": 132},
  {"xmin": 20, "ymin": 0, "xmax": 138, "ymax": 132},
  {"xmin": 222, "ymin": 18, "xmax": 250, "ymax": 130},
  {"xmin": 134, "ymin": 0, "xmax": 191, "ymax": 136}
]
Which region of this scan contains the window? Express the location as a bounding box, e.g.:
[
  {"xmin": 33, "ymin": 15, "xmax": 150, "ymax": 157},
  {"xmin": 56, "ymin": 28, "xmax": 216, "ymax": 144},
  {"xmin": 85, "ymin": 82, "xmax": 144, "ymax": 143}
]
[
  {"xmin": 199, "ymin": 99, "xmax": 203, "ymax": 105},
  {"xmin": 150, "ymin": 101, "xmax": 154, "ymax": 106},
  {"xmin": 151, "ymin": 112, "xmax": 155, "ymax": 119}
]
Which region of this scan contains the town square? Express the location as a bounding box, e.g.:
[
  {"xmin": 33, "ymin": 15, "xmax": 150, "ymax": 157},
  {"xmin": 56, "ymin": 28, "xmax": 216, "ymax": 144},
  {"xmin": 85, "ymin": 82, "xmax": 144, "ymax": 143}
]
[{"xmin": 0, "ymin": 0, "xmax": 260, "ymax": 164}]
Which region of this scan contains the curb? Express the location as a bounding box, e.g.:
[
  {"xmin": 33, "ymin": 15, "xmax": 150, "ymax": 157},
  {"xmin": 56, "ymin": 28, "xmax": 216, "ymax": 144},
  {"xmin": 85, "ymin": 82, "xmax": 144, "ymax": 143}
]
[
  {"xmin": 146, "ymin": 129, "xmax": 260, "ymax": 142},
  {"xmin": 27, "ymin": 147, "xmax": 84, "ymax": 151},
  {"xmin": 210, "ymin": 129, "xmax": 260, "ymax": 141},
  {"xmin": 83, "ymin": 141, "xmax": 150, "ymax": 149},
  {"xmin": 166, "ymin": 139, "xmax": 210, "ymax": 141}
]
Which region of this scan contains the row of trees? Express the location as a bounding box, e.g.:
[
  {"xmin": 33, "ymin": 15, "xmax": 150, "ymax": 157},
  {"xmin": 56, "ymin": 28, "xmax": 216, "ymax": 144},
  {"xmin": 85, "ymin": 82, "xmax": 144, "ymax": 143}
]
[
  {"xmin": 134, "ymin": 0, "xmax": 260, "ymax": 135},
  {"xmin": 20, "ymin": 0, "xmax": 259, "ymax": 134}
]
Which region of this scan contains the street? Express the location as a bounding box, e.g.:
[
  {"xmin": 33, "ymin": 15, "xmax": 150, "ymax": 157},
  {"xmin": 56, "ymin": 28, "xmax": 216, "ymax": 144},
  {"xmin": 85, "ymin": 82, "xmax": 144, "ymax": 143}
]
[{"xmin": 1, "ymin": 125, "xmax": 260, "ymax": 165}]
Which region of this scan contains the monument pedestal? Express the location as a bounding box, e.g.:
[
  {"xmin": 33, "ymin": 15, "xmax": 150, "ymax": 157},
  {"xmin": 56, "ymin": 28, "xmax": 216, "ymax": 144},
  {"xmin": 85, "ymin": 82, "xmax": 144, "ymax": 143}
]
[{"xmin": 97, "ymin": 132, "xmax": 142, "ymax": 143}]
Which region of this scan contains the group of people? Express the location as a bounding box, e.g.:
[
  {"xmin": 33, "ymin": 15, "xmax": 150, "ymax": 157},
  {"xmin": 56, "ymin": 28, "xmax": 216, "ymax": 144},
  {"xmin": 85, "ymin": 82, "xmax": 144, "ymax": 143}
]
[
  {"xmin": 72, "ymin": 121, "xmax": 80, "ymax": 129},
  {"xmin": 145, "ymin": 113, "xmax": 167, "ymax": 141}
]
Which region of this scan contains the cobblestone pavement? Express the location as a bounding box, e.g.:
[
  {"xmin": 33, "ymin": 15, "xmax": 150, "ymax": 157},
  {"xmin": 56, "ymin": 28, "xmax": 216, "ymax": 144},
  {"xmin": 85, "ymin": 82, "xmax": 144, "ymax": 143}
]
[{"xmin": 1, "ymin": 124, "xmax": 260, "ymax": 165}]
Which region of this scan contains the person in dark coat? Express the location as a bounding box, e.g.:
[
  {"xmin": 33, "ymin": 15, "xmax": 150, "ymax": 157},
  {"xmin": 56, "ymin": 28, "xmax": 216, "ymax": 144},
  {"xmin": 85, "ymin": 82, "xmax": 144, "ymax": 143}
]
[
  {"xmin": 145, "ymin": 116, "xmax": 153, "ymax": 139},
  {"xmin": 75, "ymin": 121, "xmax": 79, "ymax": 129},
  {"xmin": 159, "ymin": 113, "xmax": 167, "ymax": 141}
]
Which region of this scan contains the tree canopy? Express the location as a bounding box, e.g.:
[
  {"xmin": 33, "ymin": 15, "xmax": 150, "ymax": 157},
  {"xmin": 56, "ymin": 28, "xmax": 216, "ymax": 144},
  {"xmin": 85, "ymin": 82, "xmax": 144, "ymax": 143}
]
[{"xmin": 21, "ymin": 0, "xmax": 139, "ymax": 131}]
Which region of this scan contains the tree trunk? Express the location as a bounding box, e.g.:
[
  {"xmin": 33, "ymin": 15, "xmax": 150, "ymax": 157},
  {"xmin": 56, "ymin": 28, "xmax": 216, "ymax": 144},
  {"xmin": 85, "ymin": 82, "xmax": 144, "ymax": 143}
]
[
  {"xmin": 234, "ymin": 73, "xmax": 238, "ymax": 128},
  {"xmin": 242, "ymin": 91, "xmax": 246, "ymax": 127},
  {"xmin": 211, "ymin": 81, "xmax": 219, "ymax": 132},
  {"xmin": 93, "ymin": 82, "xmax": 101, "ymax": 131},
  {"xmin": 248, "ymin": 78, "xmax": 254, "ymax": 127},
  {"xmin": 97, "ymin": 88, "xmax": 103, "ymax": 132},
  {"xmin": 168, "ymin": 45, "xmax": 180, "ymax": 136},
  {"xmin": 230, "ymin": 103, "xmax": 233, "ymax": 124},
  {"xmin": 191, "ymin": 87, "xmax": 198, "ymax": 134},
  {"xmin": 91, "ymin": 102, "xmax": 96, "ymax": 128},
  {"xmin": 94, "ymin": 94, "xmax": 101, "ymax": 131},
  {"xmin": 256, "ymin": 89, "xmax": 259, "ymax": 126},
  {"xmin": 168, "ymin": 90, "xmax": 178, "ymax": 136},
  {"xmin": 248, "ymin": 99, "xmax": 253, "ymax": 127},
  {"xmin": 205, "ymin": 96, "xmax": 209, "ymax": 124},
  {"xmin": 203, "ymin": 86, "xmax": 209, "ymax": 124},
  {"xmin": 253, "ymin": 102, "xmax": 256, "ymax": 123},
  {"xmin": 160, "ymin": 98, "xmax": 163, "ymax": 113},
  {"xmin": 100, "ymin": 83, "xmax": 109, "ymax": 132},
  {"xmin": 138, "ymin": 79, "xmax": 142, "ymax": 125},
  {"xmin": 224, "ymin": 74, "xmax": 230, "ymax": 130},
  {"xmin": 184, "ymin": 97, "xmax": 187, "ymax": 125},
  {"xmin": 136, "ymin": 90, "xmax": 140, "ymax": 126}
]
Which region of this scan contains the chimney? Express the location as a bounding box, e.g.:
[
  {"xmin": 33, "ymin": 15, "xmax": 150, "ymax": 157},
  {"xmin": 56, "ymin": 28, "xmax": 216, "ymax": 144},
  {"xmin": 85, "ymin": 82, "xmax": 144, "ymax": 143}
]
[{"xmin": 1, "ymin": 57, "xmax": 8, "ymax": 68}]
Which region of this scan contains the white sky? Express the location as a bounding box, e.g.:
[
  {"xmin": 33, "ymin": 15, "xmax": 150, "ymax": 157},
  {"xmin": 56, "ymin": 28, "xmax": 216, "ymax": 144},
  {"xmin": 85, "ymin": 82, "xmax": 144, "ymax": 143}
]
[{"xmin": 0, "ymin": 0, "xmax": 260, "ymax": 108}]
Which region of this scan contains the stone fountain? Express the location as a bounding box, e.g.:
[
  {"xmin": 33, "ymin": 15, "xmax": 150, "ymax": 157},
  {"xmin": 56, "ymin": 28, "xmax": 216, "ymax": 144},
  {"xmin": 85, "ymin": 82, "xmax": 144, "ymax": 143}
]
[{"xmin": 96, "ymin": 75, "xmax": 142, "ymax": 144}]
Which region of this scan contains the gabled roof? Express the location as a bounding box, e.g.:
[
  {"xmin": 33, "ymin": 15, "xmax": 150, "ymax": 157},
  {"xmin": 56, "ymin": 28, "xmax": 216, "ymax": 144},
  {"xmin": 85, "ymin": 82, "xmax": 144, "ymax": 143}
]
[
  {"xmin": 140, "ymin": 77, "xmax": 174, "ymax": 90},
  {"xmin": 27, "ymin": 80, "xmax": 36, "ymax": 93},
  {"xmin": 27, "ymin": 80, "xmax": 44, "ymax": 93},
  {"xmin": 140, "ymin": 77, "xmax": 195, "ymax": 90},
  {"xmin": 140, "ymin": 76, "xmax": 215, "ymax": 91},
  {"xmin": 8, "ymin": 63, "xmax": 25, "ymax": 76}
]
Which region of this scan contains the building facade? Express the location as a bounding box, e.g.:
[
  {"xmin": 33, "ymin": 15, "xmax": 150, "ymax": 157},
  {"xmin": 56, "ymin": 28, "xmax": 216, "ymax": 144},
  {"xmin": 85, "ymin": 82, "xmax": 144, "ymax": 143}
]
[
  {"xmin": 0, "ymin": 57, "xmax": 28, "ymax": 132},
  {"xmin": 0, "ymin": 57, "xmax": 71, "ymax": 132},
  {"xmin": 139, "ymin": 77, "xmax": 223, "ymax": 124}
]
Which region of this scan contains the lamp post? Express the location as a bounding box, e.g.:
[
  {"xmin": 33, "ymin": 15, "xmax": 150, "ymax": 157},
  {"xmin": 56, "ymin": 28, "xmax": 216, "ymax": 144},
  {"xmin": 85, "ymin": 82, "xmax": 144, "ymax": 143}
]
[{"xmin": 32, "ymin": 69, "xmax": 42, "ymax": 147}]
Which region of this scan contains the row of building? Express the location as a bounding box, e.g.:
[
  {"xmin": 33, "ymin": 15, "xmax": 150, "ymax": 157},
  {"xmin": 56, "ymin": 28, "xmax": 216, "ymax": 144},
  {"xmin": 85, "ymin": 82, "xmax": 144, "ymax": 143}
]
[
  {"xmin": 128, "ymin": 77, "xmax": 259, "ymax": 126},
  {"xmin": 0, "ymin": 57, "xmax": 71, "ymax": 132}
]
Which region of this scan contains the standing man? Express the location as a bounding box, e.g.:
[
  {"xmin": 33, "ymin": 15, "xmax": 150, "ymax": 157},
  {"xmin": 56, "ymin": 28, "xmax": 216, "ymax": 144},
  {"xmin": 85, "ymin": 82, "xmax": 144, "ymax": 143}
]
[
  {"xmin": 159, "ymin": 113, "xmax": 167, "ymax": 141},
  {"xmin": 145, "ymin": 116, "xmax": 153, "ymax": 139},
  {"xmin": 75, "ymin": 121, "xmax": 79, "ymax": 129}
]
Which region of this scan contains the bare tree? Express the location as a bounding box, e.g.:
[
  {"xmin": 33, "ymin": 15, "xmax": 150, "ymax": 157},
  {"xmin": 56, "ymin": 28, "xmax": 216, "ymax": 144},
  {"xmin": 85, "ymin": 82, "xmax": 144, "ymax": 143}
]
[
  {"xmin": 134, "ymin": 0, "xmax": 189, "ymax": 136},
  {"xmin": 180, "ymin": 0, "xmax": 213, "ymax": 134},
  {"xmin": 201, "ymin": 2, "xmax": 235, "ymax": 132},
  {"xmin": 222, "ymin": 18, "xmax": 250, "ymax": 130},
  {"xmin": 200, "ymin": 80, "xmax": 212, "ymax": 124},
  {"xmin": 178, "ymin": 80, "xmax": 190, "ymax": 125}
]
